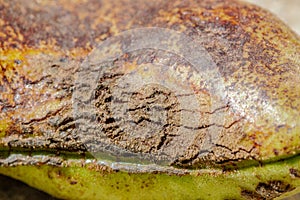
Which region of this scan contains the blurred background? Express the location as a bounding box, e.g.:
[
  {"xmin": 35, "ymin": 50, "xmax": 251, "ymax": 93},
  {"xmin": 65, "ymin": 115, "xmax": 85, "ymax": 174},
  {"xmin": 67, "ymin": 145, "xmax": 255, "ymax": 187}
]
[
  {"xmin": 245, "ymin": 0, "xmax": 300, "ymax": 34},
  {"xmin": 0, "ymin": 0, "xmax": 299, "ymax": 199}
]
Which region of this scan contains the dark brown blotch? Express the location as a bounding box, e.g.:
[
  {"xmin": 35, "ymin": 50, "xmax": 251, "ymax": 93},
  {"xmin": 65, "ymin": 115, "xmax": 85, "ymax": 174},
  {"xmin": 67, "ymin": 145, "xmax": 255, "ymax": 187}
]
[
  {"xmin": 256, "ymin": 180, "xmax": 294, "ymax": 199},
  {"xmin": 290, "ymin": 168, "xmax": 300, "ymax": 178}
]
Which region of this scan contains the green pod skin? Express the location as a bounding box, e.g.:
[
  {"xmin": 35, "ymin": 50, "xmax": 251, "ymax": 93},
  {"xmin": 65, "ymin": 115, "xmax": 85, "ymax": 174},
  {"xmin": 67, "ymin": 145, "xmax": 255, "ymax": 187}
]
[{"xmin": 0, "ymin": 0, "xmax": 300, "ymax": 199}]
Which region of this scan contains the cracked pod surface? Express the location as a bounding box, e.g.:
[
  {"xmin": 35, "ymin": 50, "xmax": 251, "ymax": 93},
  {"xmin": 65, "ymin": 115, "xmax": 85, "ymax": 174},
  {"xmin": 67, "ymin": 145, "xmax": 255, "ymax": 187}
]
[{"xmin": 0, "ymin": 0, "xmax": 300, "ymax": 199}]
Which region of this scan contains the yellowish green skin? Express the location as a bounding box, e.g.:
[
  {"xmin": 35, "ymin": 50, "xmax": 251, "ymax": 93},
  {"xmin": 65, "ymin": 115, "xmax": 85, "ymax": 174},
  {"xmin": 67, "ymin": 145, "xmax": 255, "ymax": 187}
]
[{"xmin": 0, "ymin": 156, "xmax": 300, "ymax": 200}]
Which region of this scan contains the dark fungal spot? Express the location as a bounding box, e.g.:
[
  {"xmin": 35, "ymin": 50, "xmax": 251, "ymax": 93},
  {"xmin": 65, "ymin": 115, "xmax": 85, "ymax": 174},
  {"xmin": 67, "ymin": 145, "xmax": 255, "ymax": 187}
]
[
  {"xmin": 273, "ymin": 149, "xmax": 279, "ymax": 156},
  {"xmin": 59, "ymin": 57, "xmax": 68, "ymax": 63},
  {"xmin": 241, "ymin": 189, "xmax": 262, "ymax": 200},
  {"xmin": 290, "ymin": 168, "xmax": 300, "ymax": 178},
  {"xmin": 14, "ymin": 59, "xmax": 22, "ymax": 65},
  {"xmin": 256, "ymin": 180, "xmax": 294, "ymax": 199},
  {"xmin": 70, "ymin": 180, "xmax": 77, "ymax": 185},
  {"xmin": 241, "ymin": 180, "xmax": 295, "ymax": 200}
]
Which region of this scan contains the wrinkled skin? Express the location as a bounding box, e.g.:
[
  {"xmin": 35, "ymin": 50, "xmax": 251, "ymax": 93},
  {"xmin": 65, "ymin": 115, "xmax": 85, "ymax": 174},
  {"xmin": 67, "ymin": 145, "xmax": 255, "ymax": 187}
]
[{"xmin": 0, "ymin": 0, "xmax": 299, "ymax": 199}]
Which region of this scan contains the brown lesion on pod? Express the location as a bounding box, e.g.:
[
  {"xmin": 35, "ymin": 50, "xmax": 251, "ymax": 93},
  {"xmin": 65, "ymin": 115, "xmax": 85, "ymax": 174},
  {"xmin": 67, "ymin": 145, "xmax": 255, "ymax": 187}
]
[{"xmin": 0, "ymin": 0, "xmax": 299, "ymax": 170}]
